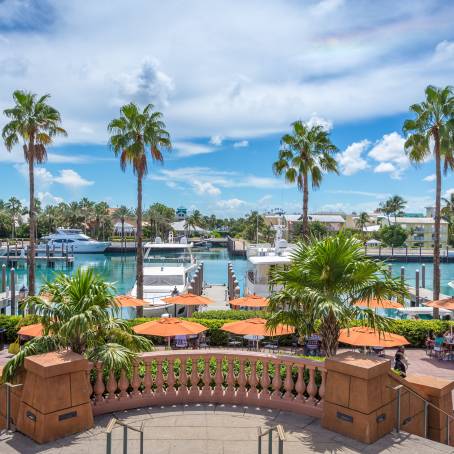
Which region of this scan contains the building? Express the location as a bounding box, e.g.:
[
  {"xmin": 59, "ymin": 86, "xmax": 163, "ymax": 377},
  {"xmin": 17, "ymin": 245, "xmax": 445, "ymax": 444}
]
[
  {"xmin": 307, "ymin": 214, "xmax": 345, "ymax": 231},
  {"xmin": 388, "ymin": 217, "xmax": 449, "ymax": 248},
  {"xmin": 175, "ymin": 206, "xmax": 187, "ymax": 220}
]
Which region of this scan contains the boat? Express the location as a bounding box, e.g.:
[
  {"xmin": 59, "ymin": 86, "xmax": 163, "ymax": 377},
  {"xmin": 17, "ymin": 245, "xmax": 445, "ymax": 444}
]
[
  {"xmin": 396, "ymin": 306, "xmax": 452, "ymax": 320},
  {"xmin": 37, "ymin": 228, "xmax": 110, "ymax": 253},
  {"xmin": 130, "ymin": 232, "xmax": 198, "ymax": 316},
  {"xmin": 245, "ymin": 226, "xmax": 295, "ymax": 297}
]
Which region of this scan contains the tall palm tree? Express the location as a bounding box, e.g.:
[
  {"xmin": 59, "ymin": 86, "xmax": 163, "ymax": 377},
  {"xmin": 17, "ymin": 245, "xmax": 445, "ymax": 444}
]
[
  {"xmin": 267, "ymin": 234, "xmax": 407, "ymax": 356},
  {"xmin": 2, "ymin": 91, "xmax": 66, "ymax": 296},
  {"xmin": 5, "ymin": 197, "xmax": 23, "ymax": 239},
  {"xmin": 382, "ymin": 195, "xmax": 407, "ymax": 222},
  {"xmin": 114, "ymin": 205, "xmax": 134, "ymax": 244},
  {"xmin": 2, "ymin": 268, "xmax": 152, "ymax": 382},
  {"xmin": 273, "ymin": 122, "xmax": 338, "ymax": 237},
  {"xmin": 403, "ymin": 85, "xmax": 454, "ymax": 318},
  {"xmin": 355, "ymin": 212, "xmax": 370, "ymax": 239},
  {"xmin": 108, "ymin": 103, "xmax": 171, "ymax": 311}
]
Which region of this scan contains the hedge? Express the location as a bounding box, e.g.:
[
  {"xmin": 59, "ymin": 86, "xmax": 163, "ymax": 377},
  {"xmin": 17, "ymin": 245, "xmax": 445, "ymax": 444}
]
[{"xmin": 2, "ymin": 313, "xmax": 453, "ymax": 349}]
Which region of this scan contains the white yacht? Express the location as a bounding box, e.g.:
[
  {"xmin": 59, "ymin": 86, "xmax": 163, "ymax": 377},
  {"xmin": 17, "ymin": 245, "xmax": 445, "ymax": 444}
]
[
  {"xmin": 245, "ymin": 227, "xmax": 296, "ymax": 297},
  {"xmin": 131, "ymin": 233, "xmax": 198, "ymax": 316},
  {"xmin": 37, "ymin": 228, "xmax": 110, "ymax": 253}
]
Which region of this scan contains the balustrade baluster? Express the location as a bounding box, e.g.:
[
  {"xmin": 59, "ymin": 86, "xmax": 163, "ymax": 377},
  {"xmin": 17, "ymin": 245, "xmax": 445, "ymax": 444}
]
[
  {"xmin": 166, "ymin": 358, "xmax": 177, "ymax": 399},
  {"xmin": 201, "ymin": 356, "xmax": 212, "ymax": 399},
  {"xmin": 236, "ymin": 358, "xmax": 247, "ymax": 401},
  {"xmin": 131, "ymin": 360, "xmax": 141, "ymax": 397},
  {"xmin": 294, "ymin": 365, "xmax": 306, "ymax": 401},
  {"xmin": 155, "ymin": 359, "xmax": 165, "ymax": 398},
  {"xmin": 94, "ymin": 362, "xmax": 105, "ymax": 402},
  {"xmin": 248, "ymin": 360, "xmax": 258, "ymax": 399},
  {"xmin": 318, "ymin": 369, "xmax": 326, "ymax": 405},
  {"xmin": 118, "ymin": 369, "xmax": 129, "ymax": 399},
  {"xmin": 143, "ymin": 359, "xmax": 152, "ymax": 395},
  {"xmin": 226, "ymin": 358, "xmax": 235, "ymax": 399},
  {"xmin": 179, "ymin": 358, "xmax": 189, "ymax": 400},
  {"xmin": 260, "ymin": 360, "xmax": 271, "ymax": 399},
  {"xmin": 213, "ymin": 357, "xmax": 224, "ymax": 400},
  {"xmin": 271, "ymin": 361, "xmax": 282, "ymax": 400},
  {"xmin": 107, "ymin": 370, "xmax": 117, "ymax": 400},
  {"xmin": 306, "ymin": 367, "xmax": 317, "ymax": 404},
  {"xmin": 190, "ymin": 357, "xmax": 201, "ymax": 400},
  {"xmin": 283, "ymin": 363, "xmax": 294, "ymax": 400}
]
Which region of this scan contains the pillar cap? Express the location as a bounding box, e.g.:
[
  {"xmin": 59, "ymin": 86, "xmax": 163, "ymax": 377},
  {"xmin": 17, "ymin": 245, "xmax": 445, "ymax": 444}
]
[
  {"xmin": 24, "ymin": 350, "xmax": 89, "ymax": 378},
  {"xmin": 325, "ymin": 352, "xmax": 390, "ymax": 380},
  {"xmin": 404, "ymin": 373, "xmax": 454, "ymax": 398}
]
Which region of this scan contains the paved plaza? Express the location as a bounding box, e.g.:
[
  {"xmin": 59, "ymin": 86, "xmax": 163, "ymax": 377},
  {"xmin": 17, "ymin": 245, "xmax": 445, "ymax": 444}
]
[{"xmin": 0, "ymin": 404, "xmax": 452, "ymax": 453}]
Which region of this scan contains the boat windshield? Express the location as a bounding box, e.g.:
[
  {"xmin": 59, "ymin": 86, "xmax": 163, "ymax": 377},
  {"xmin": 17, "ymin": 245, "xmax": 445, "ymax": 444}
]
[{"xmin": 143, "ymin": 275, "xmax": 184, "ymax": 286}]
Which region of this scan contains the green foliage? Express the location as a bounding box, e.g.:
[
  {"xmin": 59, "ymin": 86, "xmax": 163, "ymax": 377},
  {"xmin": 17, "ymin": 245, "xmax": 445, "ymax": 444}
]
[
  {"xmin": 8, "ymin": 339, "xmax": 20, "ymax": 355},
  {"xmin": 379, "ymin": 225, "xmax": 408, "ymax": 247},
  {"xmin": 191, "ymin": 310, "xmax": 269, "ymax": 320}
]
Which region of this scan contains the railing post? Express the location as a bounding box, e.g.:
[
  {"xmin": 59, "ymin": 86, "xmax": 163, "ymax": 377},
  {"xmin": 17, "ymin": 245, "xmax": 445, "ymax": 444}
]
[
  {"xmin": 446, "ymin": 414, "xmax": 450, "ymax": 445},
  {"xmin": 106, "ymin": 431, "xmax": 112, "ymax": 454},
  {"xmin": 5, "ymin": 383, "xmax": 11, "ymax": 431},
  {"xmin": 140, "ymin": 429, "xmax": 144, "ymax": 454},
  {"xmin": 424, "ymin": 400, "xmax": 428, "ymax": 439},
  {"xmin": 258, "ymin": 430, "xmax": 262, "ymax": 454},
  {"xmin": 268, "ymin": 430, "xmax": 273, "ymax": 454},
  {"xmin": 278, "ymin": 437, "xmax": 283, "ymax": 454},
  {"xmin": 123, "ymin": 425, "xmax": 128, "ymax": 454},
  {"xmin": 396, "ymin": 386, "xmax": 401, "ymax": 433}
]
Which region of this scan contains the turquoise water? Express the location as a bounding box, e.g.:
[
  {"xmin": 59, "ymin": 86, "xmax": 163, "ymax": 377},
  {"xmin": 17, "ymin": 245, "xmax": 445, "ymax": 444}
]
[{"xmin": 4, "ymin": 248, "xmax": 249, "ymax": 296}]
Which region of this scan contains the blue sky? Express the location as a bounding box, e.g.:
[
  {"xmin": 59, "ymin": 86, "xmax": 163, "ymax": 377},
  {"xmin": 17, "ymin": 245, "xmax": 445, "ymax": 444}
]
[{"xmin": 1, "ymin": 0, "xmax": 454, "ymax": 216}]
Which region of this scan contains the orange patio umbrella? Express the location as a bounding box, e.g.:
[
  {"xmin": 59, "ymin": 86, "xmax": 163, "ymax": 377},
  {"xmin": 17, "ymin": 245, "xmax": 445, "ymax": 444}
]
[
  {"xmin": 17, "ymin": 323, "xmax": 43, "ymax": 338},
  {"xmin": 221, "ymin": 318, "xmax": 294, "ymax": 337},
  {"xmin": 425, "ymin": 298, "xmax": 454, "ymax": 311},
  {"xmin": 230, "ymin": 295, "xmax": 269, "ymax": 308},
  {"xmin": 338, "ymin": 326, "xmax": 409, "ymax": 348},
  {"xmin": 353, "ymin": 298, "xmax": 402, "ymax": 310},
  {"xmin": 115, "ymin": 295, "xmax": 146, "ymax": 307},
  {"xmin": 162, "ymin": 293, "xmax": 213, "ymax": 306}
]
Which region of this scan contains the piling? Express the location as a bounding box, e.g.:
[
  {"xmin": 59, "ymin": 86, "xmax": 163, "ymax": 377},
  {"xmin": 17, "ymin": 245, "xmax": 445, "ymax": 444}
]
[
  {"xmin": 400, "ymin": 266, "xmax": 405, "ymax": 285},
  {"xmin": 1, "ymin": 264, "xmax": 5, "ymax": 292},
  {"xmin": 10, "ymin": 268, "xmax": 15, "ymax": 315},
  {"xmin": 415, "ymin": 269, "xmax": 420, "ymax": 307},
  {"xmin": 421, "ymin": 264, "xmax": 426, "ymax": 288}
]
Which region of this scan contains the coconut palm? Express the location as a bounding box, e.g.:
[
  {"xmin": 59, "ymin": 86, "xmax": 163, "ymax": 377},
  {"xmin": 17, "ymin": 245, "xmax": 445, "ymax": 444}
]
[
  {"xmin": 108, "ymin": 103, "xmax": 171, "ymax": 311},
  {"xmin": 355, "ymin": 212, "xmax": 370, "ymax": 237},
  {"xmin": 114, "ymin": 205, "xmax": 134, "ymax": 244},
  {"xmin": 2, "ymin": 268, "xmax": 152, "ymax": 381},
  {"xmin": 5, "ymin": 197, "xmax": 23, "ymax": 239},
  {"xmin": 267, "ymin": 234, "xmax": 407, "ymax": 356},
  {"xmin": 2, "ymin": 91, "xmax": 67, "ymax": 296},
  {"xmin": 273, "ymin": 122, "xmax": 338, "ymax": 238},
  {"xmin": 403, "ymin": 85, "xmax": 454, "ymax": 318},
  {"xmin": 381, "ymin": 196, "xmax": 406, "ymax": 222},
  {"xmin": 185, "ymin": 210, "xmax": 204, "ymax": 237}
]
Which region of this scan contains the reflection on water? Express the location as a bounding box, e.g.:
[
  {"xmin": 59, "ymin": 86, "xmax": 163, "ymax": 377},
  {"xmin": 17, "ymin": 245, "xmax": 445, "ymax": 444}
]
[{"xmin": 4, "ymin": 248, "xmax": 249, "ymax": 296}]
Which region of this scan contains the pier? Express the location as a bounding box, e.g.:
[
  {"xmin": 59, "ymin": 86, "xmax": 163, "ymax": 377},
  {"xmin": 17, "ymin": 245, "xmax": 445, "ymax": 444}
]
[
  {"xmin": 364, "ymin": 246, "xmax": 454, "ymax": 262},
  {"xmin": 227, "ymin": 236, "xmax": 247, "ymax": 257}
]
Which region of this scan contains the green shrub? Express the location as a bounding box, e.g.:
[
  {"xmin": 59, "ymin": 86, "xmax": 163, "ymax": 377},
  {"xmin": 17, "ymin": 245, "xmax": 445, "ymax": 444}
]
[{"xmin": 8, "ymin": 339, "xmax": 20, "ymax": 355}]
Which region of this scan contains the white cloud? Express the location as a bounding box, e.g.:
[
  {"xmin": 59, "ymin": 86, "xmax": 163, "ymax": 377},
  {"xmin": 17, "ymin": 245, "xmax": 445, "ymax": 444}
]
[
  {"xmin": 258, "ymin": 194, "xmax": 272, "ymax": 204},
  {"xmin": 338, "ymin": 139, "xmax": 370, "ymax": 176},
  {"xmin": 233, "ymin": 140, "xmax": 249, "ymax": 148},
  {"xmin": 368, "ymin": 132, "xmax": 408, "ymax": 178},
  {"xmin": 209, "ymin": 135, "xmax": 224, "ymax": 146},
  {"xmin": 311, "ymin": 0, "xmax": 345, "ymax": 16},
  {"xmin": 37, "ymin": 192, "xmax": 64, "ymax": 206},
  {"xmin": 433, "ymin": 40, "xmax": 454, "ymax": 62},
  {"xmin": 305, "ymin": 114, "xmax": 333, "ymax": 132},
  {"xmin": 423, "ymin": 174, "xmax": 436, "ymax": 182},
  {"xmin": 53, "ymin": 169, "xmax": 93, "ymax": 188},
  {"xmin": 216, "ymin": 198, "xmax": 246, "ymax": 209},
  {"xmin": 192, "ymin": 180, "xmax": 221, "ymax": 196},
  {"xmin": 173, "ymin": 142, "xmax": 215, "ymax": 157},
  {"xmin": 374, "ymin": 162, "xmax": 396, "ymax": 174}
]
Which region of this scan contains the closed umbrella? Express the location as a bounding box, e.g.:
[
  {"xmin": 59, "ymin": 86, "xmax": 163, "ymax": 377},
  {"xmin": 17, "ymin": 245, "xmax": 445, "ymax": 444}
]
[
  {"xmin": 338, "ymin": 326, "xmax": 409, "ymax": 348},
  {"xmin": 229, "ymin": 295, "xmax": 269, "ymax": 309},
  {"xmin": 133, "ymin": 317, "xmax": 207, "ymax": 348},
  {"xmin": 353, "ymin": 298, "xmax": 402, "ymax": 309}
]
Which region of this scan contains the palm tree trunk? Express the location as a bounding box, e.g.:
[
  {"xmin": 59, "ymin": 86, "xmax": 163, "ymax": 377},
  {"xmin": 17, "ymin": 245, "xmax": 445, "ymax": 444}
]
[
  {"xmin": 28, "ymin": 142, "xmax": 36, "ymax": 296},
  {"xmin": 136, "ymin": 172, "xmax": 144, "ymax": 316},
  {"xmin": 319, "ymin": 309, "xmax": 339, "ymax": 356},
  {"xmin": 433, "ymin": 131, "xmax": 441, "ymax": 319},
  {"xmin": 121, "ymin": 219, "xmax": 125, "ymax": 248},
  {"xmin": 302, "ymin": 171, "xmax": 309, "ymax": 238}
]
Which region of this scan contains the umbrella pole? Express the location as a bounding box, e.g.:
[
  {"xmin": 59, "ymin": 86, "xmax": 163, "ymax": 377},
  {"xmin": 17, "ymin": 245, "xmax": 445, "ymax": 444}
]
[
  {"xmin": 168, "ymin": 337, "xmax": 171, "ymax": 349},
  {"xmin": 174, "ymin": 304, "xmax": 177, "ymax": 317}
]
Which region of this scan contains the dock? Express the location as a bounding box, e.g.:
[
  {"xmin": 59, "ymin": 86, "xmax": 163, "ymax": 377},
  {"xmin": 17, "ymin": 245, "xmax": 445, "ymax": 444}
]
[
  {"xmin": 201, "ymin": 284, "xmax": 230, "ymax": 310},
  {"xmin": 407, "ymin": 286, "xmax": 451, "ymax": 304},
  {"xmin": 0, "ymin": 255, "xmax": 74, "ymax": 267},
  {"xmin": 227, "ymin": 236, "xmax": 247, "ymax": 257},
  {"xmin": 364, "ymin": 246, "xmax": 454, "ymax": 263}
]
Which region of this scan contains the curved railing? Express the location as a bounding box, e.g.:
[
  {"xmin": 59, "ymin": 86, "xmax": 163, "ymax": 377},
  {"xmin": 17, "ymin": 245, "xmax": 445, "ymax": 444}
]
[{"xmin": 90, "ymin": 349, "xmax": 326, "ymax": 418}]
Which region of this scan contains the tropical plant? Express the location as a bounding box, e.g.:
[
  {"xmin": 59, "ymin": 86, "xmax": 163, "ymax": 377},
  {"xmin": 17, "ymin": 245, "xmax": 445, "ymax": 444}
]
[
  {"xmin": 1, "ymin": 269, "xmax": 152, "ymax": 382},
  {"xmin": 355, "ymin": 212, "xmax": 370, "ymax": 239},
  {"xmin": 185, "ymin": 210, "xmax": 204, "ymax": 237},
  {"xmin": 267, "ymin": 234, "xmax": 408, "ymax": 356},
  {"xmin": 380, "ymin": 196, "xmax": 406, "ymax": 222},
  {"xmin": 379, "ymin": 224, "xmax": 408, "ymax": 247},
  {"xmin": 273, "ymin": 121, "xmax": 338, "ymax": 237},
  {"xmin": 2, "ymin": 91, "xmax": 67, "ymax": 295},
  {"xmin": 108, "ymin": 102, "xmax": 171, "ymax": 313},
  {"xmin": 114, "ymin": 205, "xmax": 135, "ymax": 242},
  {"xmin": 442, "ymin": 193, "xmax": 454, "ymax": 246},
  {"xmin": 403, "ymin": 85, "xmax": 454, "ymax": 318},
  {"xmin": 146, "ymin": 203, "xmax": 175, "ymax": 239},
  {"xmin": 5, "ymin": 197, "xmax": 23, "ymax": 239}
]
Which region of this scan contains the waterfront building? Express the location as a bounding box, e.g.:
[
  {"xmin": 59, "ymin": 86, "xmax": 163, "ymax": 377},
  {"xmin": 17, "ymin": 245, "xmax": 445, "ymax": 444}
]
[{"xmin": 175, "ymin": 206, "xmax": 187, "ymax": 220}]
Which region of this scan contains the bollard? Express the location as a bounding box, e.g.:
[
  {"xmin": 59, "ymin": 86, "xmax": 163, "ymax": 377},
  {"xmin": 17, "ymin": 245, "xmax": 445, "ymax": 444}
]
[
  {"xmin": 400, "ymin": 266, "xmax": 405, "ymax": 285},
  {"xmin": 1, "ymin": 264, "xmax": 5, "ymax": 292},
  {"xmin": 421, "ymin": 264, "xmax": 426, "ymax": 288},
  {"xmin": 415, "ymin": 269, "xmax": 420, "ymax": 307},
  {"xmin": 10, "ymin": 268, "xmax": 15, "ymax": 315}
]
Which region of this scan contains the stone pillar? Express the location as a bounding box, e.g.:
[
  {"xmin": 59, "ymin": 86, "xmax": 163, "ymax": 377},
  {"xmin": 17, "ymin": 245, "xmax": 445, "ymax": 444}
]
[
  {"xmin": 16, "ymin": 351, "xmax": 94, "ymax": 444},
  {"xmin": 321, "ymin": 352, "xmax": 395, "ymax": 444}
]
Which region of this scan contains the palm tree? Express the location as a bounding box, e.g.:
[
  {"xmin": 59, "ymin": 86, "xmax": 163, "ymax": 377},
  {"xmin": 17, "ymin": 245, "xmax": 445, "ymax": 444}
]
[
  {"xmin": 273, "ymin": 122, "xmax": 338, "ymax": 238},
  {"xmin": 2, "ymin": 91, "xmax": 66, "ymax": 296},
  {"xmin": 108, "ymin": 103, "xmax": 171, "ymax": 311},
  {"xmin": 114, "ymin": 205, "xmax": 134, "ymax": 245},
  {"xmin": 5, "ymin": 197, "xmax": 23, "ymax": 239},
  {"xmin": 355, "ymin": 212, "xmax": 370, "ymax": 237},
  {"xmin": 2, "ymin": 268, "xmax": 152, "ymax": 381},
  {"xmin": 382, "ymin": 196, "xmax": 406, "ymax": 222},
  {"xmin": 185, "ymin": 210, "xmax": 203, "ymax": 237},
  {"xmin": 267, "ymin": 234, "xmax": 407, "ymax": 356},
  {"xmin": 403, "ymin": 85, "xmax": 454, "ymax": 318}
]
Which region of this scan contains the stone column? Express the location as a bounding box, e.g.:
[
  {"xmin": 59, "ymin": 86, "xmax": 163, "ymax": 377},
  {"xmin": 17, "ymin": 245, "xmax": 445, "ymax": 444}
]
[{"xmin": 16, "ymin": 351, "xmax": 94, "ymax": 444}]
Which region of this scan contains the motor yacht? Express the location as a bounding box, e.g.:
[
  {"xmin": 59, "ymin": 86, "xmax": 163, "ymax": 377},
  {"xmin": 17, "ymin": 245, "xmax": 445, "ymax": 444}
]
[{"xmin": 37, "ymin": 228, "xmax": 110, "ymax": 254}]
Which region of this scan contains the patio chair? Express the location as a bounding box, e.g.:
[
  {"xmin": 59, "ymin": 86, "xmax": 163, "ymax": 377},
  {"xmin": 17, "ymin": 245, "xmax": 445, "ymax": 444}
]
[
  {"xmin": 227, "ymin": 336, "xmax": 243, "ymax": 348},
  {"xmin": 304, "ymin": 336, "xmax": 321, "ymax": 356},
  {"xmin": 198, "ymin": 333, "xmax": 210, "ymax": 349},
  {"xmin": 433, "ymin": 337, "xmax": 447, "ymax": 360},
  {"xmin": 264, "ymin": 339, "xmax": 279, "ymax": 353},
  {"xmin": 174, "ymin": 335, "xmax": 188, "ymax": 349}
]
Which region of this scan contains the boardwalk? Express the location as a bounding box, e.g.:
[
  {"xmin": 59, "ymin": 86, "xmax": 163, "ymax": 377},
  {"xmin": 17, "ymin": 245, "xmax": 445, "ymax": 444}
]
[{"xmin": 201, "ymin": 284, "xmax": 229, "ymax": 310}]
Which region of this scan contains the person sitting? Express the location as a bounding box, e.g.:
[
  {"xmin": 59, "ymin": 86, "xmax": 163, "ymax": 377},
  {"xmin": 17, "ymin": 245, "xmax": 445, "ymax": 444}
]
[
  {"xmin": 425, "ymin": 333, "xmax": 435, "ymax": 356},
  {"xmin": 433, "ymin": 334, "xmax": 446, "ymax": 360},
  {"xmin": 394, "ymin": 346, "xmax": 408, "ymax": 377}
]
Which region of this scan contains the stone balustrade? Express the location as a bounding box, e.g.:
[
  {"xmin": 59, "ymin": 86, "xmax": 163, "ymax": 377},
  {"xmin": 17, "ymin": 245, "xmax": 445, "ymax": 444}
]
[{"xmin": 90, "ymin": 349, "xmax": 326, "ymax": 418}]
